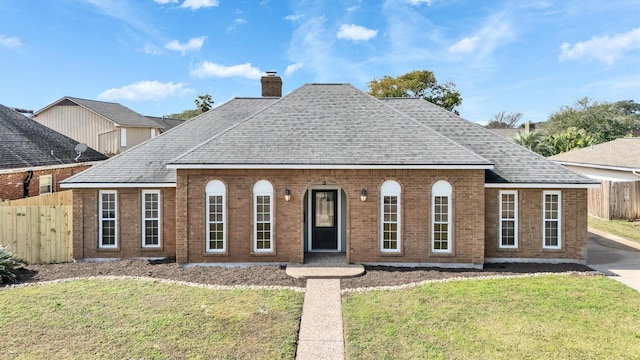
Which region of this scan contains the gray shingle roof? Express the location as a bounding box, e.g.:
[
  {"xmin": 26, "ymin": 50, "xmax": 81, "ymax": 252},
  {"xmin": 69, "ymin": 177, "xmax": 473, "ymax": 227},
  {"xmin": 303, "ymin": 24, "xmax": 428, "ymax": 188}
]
[
  {"xmin": 549, "ymin": 137, "xmax": 640, "ymax": 170},
  {"xmin": 146, "ymin": 116, "xmax": 185, "ymax": 131},
  {"xmin": 61, "ymin": 98, "xmax": 278, "ymax": 184},
  {"xmin": 381, "ymin": 98, "xmax": 596, "ymax": 185},
  {"xmin": 0, "ymin": 104, "xmax": 108, "ymax": 169},
  {"xmin": 170, "ymin": 84, "xmax": 491, "ymax": 167},
  {"xmin": 36, "ymin": 97, "xmax": 163, "ymax": 128}
]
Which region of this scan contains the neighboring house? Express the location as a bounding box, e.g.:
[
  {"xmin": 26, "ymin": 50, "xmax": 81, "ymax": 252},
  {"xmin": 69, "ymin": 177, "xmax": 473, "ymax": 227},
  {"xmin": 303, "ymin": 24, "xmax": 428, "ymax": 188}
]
[
  {"xmin": 549, "ymin": 137, "xmax": 640, "ymax": 219},
  {"xmin": 145, "ymin": 116, "xmax": 186, "ymax": 132},
  {"xmin": 0, "ymin": 104, "xmax": 107, "ymax": 201},
  {"xmin": 487, "ymin": 122, "xmax": 536, "ymax": 141},
  {"xmin": 62, "ymin": 74, "xmax": 597, "ymax": 267},
  {"xmin": 32, "ymin": 97, "xmax": 164, "ymax": 156}
]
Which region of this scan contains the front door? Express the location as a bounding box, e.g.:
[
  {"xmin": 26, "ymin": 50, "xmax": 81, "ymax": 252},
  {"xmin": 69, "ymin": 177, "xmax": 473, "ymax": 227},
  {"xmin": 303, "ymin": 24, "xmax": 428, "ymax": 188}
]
[{"xmin": 311, "ymin": 190, "xmax": 338, "ymax": 250}]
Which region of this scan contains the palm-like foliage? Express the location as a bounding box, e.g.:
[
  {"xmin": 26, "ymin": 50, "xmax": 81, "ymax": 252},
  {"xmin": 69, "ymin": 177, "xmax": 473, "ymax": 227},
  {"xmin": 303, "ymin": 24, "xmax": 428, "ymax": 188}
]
[
  {"xmin": 514, "ymin": 131, "xmax": 553, "ymax": 156},
  {"xmin": 0, "ymin": 245, "xmax": 25, "ymax": 284}
]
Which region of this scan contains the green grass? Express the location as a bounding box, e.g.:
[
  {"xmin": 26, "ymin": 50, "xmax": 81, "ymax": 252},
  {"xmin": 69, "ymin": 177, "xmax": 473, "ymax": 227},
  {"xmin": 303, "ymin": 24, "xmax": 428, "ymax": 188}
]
[
  {"xmin": 0, "ymin": 279, "xmax": 304, "ymax": 359},
  {"xmin": 343, "ymin": 275, "xmax": 640, "ymax": 360},
  {"xmin": 589, "ymin": 216, "xmax": 640, "ymax": 243}
]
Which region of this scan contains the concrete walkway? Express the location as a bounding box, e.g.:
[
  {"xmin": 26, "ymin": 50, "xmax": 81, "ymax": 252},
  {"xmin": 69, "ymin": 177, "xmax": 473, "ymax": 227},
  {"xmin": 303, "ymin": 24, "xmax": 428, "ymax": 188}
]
[{"xmin": 587, "ymin": 228, "xmax": 640, "ymax": 292}]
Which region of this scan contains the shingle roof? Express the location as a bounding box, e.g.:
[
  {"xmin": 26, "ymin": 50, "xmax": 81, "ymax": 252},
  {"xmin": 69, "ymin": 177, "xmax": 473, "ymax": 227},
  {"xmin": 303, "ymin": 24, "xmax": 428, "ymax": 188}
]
[
  {"xmin": 170, "ymin": 84, "xmax": 491, "ymax": 167},
  {"xmin": 381, "ymin": 98, "xmax": 596, "ymax": 185},
  {"xmin": 61, "ymin": 98, "xmax": 278, "ymax": 184},
  {"xmin": 62, "ymin": 83, "xmax": 596, "ymax": 187},
  {"xmin": 0, "ymin": 104, "xmax": 108, "ymax": 169},
  {"xmin": 549, "ymin": 137, "xmax": 640, "ymax": 170},
  {"xmin": 145, "ymin": 116, "xmax": 185, "ymax": 131},
  {"xmin": 35, "ymin": 97, "xmax": 163, "ymax": 128}
]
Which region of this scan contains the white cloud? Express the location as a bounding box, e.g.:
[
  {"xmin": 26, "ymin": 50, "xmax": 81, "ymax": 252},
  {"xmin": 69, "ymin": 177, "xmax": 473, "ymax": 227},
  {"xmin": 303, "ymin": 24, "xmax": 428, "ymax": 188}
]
[
  {"xmin": 97, "ymin": 81, "xmax": 193, "ymax": 101},
  {"xmin": 285, "ymin": 14, "xmax": 303, "ymax": 21},
  {"xmin": 448, "ymin": 36, "xmax": 479, "ymax": 53},
  {"xmin": 402, "ymin": 0, "xmax": 433, "ymax": 5},
  {"xmin": 190, "ymin": 62, "xmax": 263, "ymax": 79},
  {"xmin": 0, "ymin": 35, "xmax": 22, "ymax": 49},
  {"xmin": 227, "ymin": 18, "xmax": 247, "ymax": 32},
  {"xmin": 179, "ymin": 0, "xmax": 219, "ymax": 10},
  {"xmin": 165, "ymin": 36, "xmax": 206, "ymax": 55},
  {"xmin": 447, "ymin": 12, "xmax": 515, "ymax": 63},
  {"xmin": 139, "ymin": 43, "xmax": 161, "ymax": 56},
  {"xmin": 559, "ymin": 27, "xmax": 640, "ymax": 65},
  {"xmin": 336, "ymin": 24, "xmax": 378, "ymax": 42},
  {"xmin": 154, "ymin": 0, "xmax": 177, "ymax": 4},
  {"xmin": 285, "ymin": 62, "xmax": 304, "ymax": 76}
]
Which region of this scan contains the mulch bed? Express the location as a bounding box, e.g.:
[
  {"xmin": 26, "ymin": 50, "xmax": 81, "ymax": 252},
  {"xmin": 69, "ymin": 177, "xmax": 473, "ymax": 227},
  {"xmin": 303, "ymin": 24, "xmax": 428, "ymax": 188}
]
[{"xmin": 4, "ymin": 258, "xmax": 595, "ymax": 289}]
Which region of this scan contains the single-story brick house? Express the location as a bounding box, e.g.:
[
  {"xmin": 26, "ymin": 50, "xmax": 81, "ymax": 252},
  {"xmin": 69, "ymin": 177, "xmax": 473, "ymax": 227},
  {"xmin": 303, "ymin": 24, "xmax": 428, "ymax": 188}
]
[{"xmin": 62, "ymin": 74, "xmax": 597, "ymax": 267}]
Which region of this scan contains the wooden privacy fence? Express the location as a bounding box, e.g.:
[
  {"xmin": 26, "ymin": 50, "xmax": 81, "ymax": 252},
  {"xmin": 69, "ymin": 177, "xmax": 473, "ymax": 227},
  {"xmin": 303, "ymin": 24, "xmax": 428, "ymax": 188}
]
[
  {"xmin": 588, "ymin": 180, "xmax": 640, "ymax": 220},
  {"xmin": 0, "ymin": 191, "xmax": 72, "ymax": 264}
]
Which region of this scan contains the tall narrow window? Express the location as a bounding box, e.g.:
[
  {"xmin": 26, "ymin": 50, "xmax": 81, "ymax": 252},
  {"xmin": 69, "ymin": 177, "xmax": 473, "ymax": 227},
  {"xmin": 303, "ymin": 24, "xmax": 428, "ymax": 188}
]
[
  {"xmin": 99, "ymin": 190, "xmax": 117, "ymax": 248},
  {"xmin": 142, "ymin": 190, "xmax": 161, "ymax": 248},
  {"xmin": 499, "ymin": 191, "xmax": 518, "ymax": 248},
  {"xmin": 543, "ymin": 191, "xmax": 562, "ymax": 249},
  {"xmin": 120, "ymin": 128, "xmax": 127, "ymax": 147},
  {"xmin": 206, "ymin": 180, "xmax": 226, "ymax": 252},
  {"xmin": 253, "ymin": 180, "xmax": 273, "ymax": 252},
  {"xmin": 380, "ymin": 180, "xmax": 401, "ymax": 252},
  {"xmin": 39, "ymin": 175, "xmax": 52, "ymax": 195},
  {"xmin": 432, "ymin": 180, "xmax": 452, "ymax": 253}
]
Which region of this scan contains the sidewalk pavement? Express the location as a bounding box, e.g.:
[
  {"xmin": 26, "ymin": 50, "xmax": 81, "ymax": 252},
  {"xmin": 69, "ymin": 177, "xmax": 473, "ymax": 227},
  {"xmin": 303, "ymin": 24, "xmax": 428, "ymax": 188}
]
[{"xmin": 587, "ymin": 228, "xmax": 640, "ymax": 292}]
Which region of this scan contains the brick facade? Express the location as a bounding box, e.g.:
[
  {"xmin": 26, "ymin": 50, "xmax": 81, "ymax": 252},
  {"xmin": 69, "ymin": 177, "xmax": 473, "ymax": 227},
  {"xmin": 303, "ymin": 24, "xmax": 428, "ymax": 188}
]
[
  {"xmin": 484, "ymin": 188, "xmax": 588, "ymax": 262},
  {"xmin": 0, "ymin": 164, "xmax": 94, "ymax": 201}
]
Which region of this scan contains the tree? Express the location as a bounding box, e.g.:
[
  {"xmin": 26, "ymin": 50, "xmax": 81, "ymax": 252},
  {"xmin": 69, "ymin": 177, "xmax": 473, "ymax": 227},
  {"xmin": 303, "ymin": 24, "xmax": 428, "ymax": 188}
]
[
  {"xmin": 542, "ymin": 127, "xmax": 597, "ymax": 155},
  {"xmin": 513, "ymin": 131, "xmax": 552, "ymax": 156},
  {"xmin": 367, "ymin": 70, "xmax": 463, "ymax": 114},
  {"xmin": 195, "ymin": 93, "xmax": 213, "ymax": 113},
  {"xmin": 486, "ymin": 111, "xmax": 523, "ymax": 129},
  {"xmin": 166, "ymin": 109, "xmax": 201, "ymax": 120},
  {"xmin": 544, "ymin": 98, "xmax": 640, "ymax": 143}
]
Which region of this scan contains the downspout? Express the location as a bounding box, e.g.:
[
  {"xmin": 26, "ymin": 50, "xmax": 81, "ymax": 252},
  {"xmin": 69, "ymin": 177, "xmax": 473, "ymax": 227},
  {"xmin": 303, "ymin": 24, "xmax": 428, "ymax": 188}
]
[
  {"xmin": 23, "ymin": 170, "xmax": 33, "ymax": 198},
  {"xmin": 633, "ymin": 170, "xmax": 640, "ymax": 178}
]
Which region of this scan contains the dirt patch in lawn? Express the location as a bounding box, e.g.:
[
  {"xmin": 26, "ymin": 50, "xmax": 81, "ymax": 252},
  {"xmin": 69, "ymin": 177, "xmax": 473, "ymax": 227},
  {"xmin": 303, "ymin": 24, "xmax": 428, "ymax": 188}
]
[{"xmin": 4, "ymin": 258, "xmax": 595, "ymax": 289}]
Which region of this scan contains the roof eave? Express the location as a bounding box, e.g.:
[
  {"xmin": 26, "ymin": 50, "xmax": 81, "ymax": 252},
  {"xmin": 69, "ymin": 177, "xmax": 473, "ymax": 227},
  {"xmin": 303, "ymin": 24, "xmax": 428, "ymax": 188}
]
[
  {"xmin": 60, "ymin": 182, "xmax": 177, "ymax": 189},
  {"xmin": 551, "ymin": 160, "xmax": 640, "ymax": 173},
  {"xmin": 485, "ymin": 182, "xmax": 600, "ymax": 189},
  {"xmin": 166, "ymin": 163, "xmax": 494, "ymax": 170}
]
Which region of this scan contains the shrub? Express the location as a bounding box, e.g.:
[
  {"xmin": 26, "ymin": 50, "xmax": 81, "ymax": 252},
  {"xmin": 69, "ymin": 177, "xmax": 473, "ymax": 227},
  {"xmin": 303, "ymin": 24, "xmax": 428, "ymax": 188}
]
[{"xmin": 0, "ymin": 245, "xmax": 25, "ymax": 284}]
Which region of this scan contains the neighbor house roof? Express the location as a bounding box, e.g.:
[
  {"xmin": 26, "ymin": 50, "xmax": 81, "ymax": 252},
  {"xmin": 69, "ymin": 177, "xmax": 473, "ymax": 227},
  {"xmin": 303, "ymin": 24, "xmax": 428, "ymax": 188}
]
[
  {"xmin": 0, "ymin": 104, "xmax": 108, "ymax": 169},
  {"xmin": 34, "ymin": 96, "xmax": 163, "ymax": 128},
  {"xmin": 549, "ymin": 137, "xmax": 640, "ymax": 171},
  {"xmin": 62, "ymin": 83, "xmax": 595, "ymax": 188},
  {"xmin": 146, "ymin": 116, "xmax": 185, "ymax": 131}
]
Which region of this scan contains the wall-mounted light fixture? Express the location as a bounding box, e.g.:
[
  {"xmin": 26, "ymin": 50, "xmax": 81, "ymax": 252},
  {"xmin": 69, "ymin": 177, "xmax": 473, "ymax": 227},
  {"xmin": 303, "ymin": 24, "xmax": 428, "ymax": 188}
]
[
  {"xmin": 360, "ymin": 189, "xmax": 367, "ymax": 202},
  {"xmin": 285, "ymin": 189, "xmax": 291, "ymax": 202}
]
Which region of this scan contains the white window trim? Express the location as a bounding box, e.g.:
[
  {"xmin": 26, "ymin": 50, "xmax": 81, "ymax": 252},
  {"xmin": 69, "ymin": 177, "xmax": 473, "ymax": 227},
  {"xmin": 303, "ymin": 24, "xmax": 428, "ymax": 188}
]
[
  {"xmin": 205, "ymin": 180, "xmax": 226, "ymax": 253},
  {"xmin": 380, "ymin": 180, "xmax": 401, "ymax": 253},
  {"xmin": 253, "ymin": 180, "xmax": 274, "ymax": 253},
  {"xmin": 432, "ymin": 181, "xmax": 452, "ymax": 253},
  {"xmin": 39, "ymin": 174, "xmax": 53, "ymax": 195},
  {"xmin": 98, "ymin": 190, "xmax": 118, "ymax": 249},
  {"xmin": 120, "ymin": 128, "xmax": 127, "ymax": 147},
  {"xmin": 141, "ymin": 190, "xmax": 161, "ymax": 248},
  {"xmin": 150, "ymin": 128, "xmax": 156, "ymax": 139},
  {"xmin": 543, "ymin": 190, "xmax": 562, "ymax": 249},
  {"xmin": 499, "ymin": 190, "xmax": 518, "ymax": 249}
]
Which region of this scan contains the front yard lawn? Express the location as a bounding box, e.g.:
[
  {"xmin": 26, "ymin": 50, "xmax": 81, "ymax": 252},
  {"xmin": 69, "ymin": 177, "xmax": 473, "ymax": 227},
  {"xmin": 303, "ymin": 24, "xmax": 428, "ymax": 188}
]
[
  {"xmin": 343, "ymin": 275, "xmax": 640, "ymax": 359},
  {"xmin": 0, "ymin": 279, "xmax": 304, "ymax": 359},
  {"xmin": 589, "ymin": 216, "xmax": 640, "ymax": 244}
]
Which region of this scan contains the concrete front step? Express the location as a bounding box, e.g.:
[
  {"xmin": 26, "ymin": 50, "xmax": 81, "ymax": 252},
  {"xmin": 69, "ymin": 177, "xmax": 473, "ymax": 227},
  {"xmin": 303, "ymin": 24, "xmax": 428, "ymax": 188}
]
[{"xmin": 286, "ymin": 265, "xmax": 365, "ymax": 279}]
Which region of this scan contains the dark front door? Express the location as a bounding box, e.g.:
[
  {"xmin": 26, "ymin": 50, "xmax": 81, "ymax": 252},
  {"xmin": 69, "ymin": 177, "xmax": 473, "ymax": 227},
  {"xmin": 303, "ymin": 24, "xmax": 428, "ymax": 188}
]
[{"xmin": 311, "ymin": 190, "xmax": 338, "ymax": 250}]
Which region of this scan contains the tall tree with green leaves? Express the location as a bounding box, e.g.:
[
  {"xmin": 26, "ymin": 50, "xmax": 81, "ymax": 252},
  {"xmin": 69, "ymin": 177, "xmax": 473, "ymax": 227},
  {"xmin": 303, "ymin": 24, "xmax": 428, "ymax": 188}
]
[
  {"xmin": 367, "ymin": 70, "xmax": 463, "ymax": 114},
  {"xmin": 195, "ymin": 93, "xmax": 214, "ymax": 113}
]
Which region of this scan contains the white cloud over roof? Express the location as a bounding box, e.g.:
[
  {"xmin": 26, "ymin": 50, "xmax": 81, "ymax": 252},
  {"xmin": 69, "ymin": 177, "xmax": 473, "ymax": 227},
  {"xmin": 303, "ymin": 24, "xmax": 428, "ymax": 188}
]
[
  {"xmin": 559, "ymin": 27, "xmax": 640, "ymax": 65},
  {"xmin": 165, "ymin": 36, "xmax": 206, "ymax": 55},
  {"xmin": 285, "ymin": 62, "xmax": 304, "ymax": 76},
  {"xmin": 97, "ymin": 81, "xmax": 193, "ymax": 101},
  {"xmin": 190, "ymin": 62, "xmax": 263, "ymax": 79},
  {"xmin": 336, "ymin": 24, "xmax": 378, "ymax": 42}
]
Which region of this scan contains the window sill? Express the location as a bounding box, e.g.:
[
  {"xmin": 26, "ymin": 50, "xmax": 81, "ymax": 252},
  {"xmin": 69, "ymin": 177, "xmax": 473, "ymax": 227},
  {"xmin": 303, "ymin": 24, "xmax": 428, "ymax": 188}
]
[
  {"xmin": 542, "ymin": 248, "xmax": 564, "ymax": 253},
  {"xmin": 430, "ymin": 251, "xmax": 454, "ymax": 257},
  {"xmin": 251, "ymin": 251, "xmax": 275, "ymax": 256},
  {"xmin": 203, "ymin": 251, "xmax": 228, "ymax": 257},
  {"xmin": 497, "ymin": 247, "xmax": 519, "ymax": 252},
  {"xmin": 141, "ymin": 246, "xmax": 163, "ymax": 251},
  {"xmin": 379, "ymin": 251, "xmax": 403, "ymax": 257},
  {"xmin": 97, "ymin": 247, "xmax": 120, "ymax": 252}
]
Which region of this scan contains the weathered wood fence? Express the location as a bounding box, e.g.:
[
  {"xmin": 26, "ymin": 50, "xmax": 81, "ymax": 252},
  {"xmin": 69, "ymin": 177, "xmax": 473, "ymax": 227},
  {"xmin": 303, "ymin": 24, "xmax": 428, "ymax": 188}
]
[
  {"xmin": 588, "ymin": 180, "xmax": 640, "ymax": 220},
  {"xmin": 0, "ymin": 191, "xmax": 72, "ymax": 264}
]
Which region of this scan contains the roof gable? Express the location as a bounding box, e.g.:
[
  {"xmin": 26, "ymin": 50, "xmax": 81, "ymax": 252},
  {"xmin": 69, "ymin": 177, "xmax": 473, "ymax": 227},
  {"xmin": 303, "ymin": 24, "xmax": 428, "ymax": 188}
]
[
  {"xmin": 549, "ymin": 137, "xmax": 640, "ymax": 170},
  {"xmin": 169, "ymin": 84, "xmax": 491, "ymax": 168},
  {"xmin": 0, "ymin": 104, "xmax": 108, "ymax": 169}
]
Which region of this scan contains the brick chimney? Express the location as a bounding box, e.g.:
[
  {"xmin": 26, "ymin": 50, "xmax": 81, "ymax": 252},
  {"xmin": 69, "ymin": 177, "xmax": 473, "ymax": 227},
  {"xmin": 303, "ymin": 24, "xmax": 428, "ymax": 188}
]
[{"xmin": 261, "ymin": 71, "xmax": 282, "ymax": 97}]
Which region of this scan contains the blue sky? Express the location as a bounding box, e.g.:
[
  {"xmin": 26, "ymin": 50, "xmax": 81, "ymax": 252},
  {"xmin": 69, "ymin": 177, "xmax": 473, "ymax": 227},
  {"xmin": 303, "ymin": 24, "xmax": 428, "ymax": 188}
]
[{"xmin": 1, "ymin": 0, "xmax": 638, "ymax": 124}]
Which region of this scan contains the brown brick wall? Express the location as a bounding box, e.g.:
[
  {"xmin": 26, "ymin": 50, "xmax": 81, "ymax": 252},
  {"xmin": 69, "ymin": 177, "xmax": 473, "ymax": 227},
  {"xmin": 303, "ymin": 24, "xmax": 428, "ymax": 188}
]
[
  {"xmin": 0, "ymin": 165, "xmax": 92, "ymax": 201},
  {"xmin": 72, "ymin": 188, "xmax": 176, "ymax": 260},
  {"xmin": 484, "ymin": 188, "xmax": 588, "ymax": 261},
  {"xmin": 177, "ymin": 169, "xmax": 486, "ymax": 265}
]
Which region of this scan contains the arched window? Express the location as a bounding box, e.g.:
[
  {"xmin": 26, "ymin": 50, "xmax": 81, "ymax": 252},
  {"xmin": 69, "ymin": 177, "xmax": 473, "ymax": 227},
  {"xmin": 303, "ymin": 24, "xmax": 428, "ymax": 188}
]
[
  {"xmin": 254, "ymin": 180, "xmax": 274, "ymax": 252},
  {"xmin": 205, "ymin": 180, "xmax": 226, "ymax": 252},
  {"xmin": 380, "ymin": 180, "xmax": 401, "ymax": 252},
  {"xmin": 432, "ymin": 180, "xmax": 452, "ymax": 253}
]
